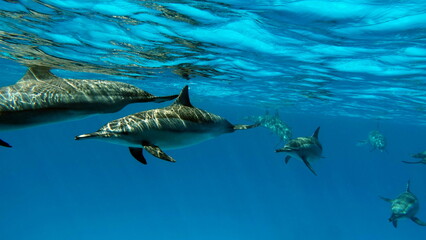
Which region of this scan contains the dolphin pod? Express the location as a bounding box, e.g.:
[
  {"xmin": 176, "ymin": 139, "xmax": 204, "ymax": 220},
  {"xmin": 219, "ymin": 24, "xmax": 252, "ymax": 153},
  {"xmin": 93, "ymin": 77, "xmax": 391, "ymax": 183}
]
[
  {"xmin": 0, "ymin": 66, "xmax": 178, "ymax": 147},
  {"xmin": 75, "ymin": 86, "xmax": 259, "ymax": 164}
]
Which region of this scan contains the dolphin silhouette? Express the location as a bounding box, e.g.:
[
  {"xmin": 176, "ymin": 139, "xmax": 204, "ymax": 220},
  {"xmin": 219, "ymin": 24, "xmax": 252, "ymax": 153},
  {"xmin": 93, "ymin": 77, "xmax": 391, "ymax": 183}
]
[
  {"xmin": 75, "ymin": 86, "xmax": 259, "ymax": 164},
  {"xmin": 0, "ymin": 66, "xmax": 178, "ymax": 147}
]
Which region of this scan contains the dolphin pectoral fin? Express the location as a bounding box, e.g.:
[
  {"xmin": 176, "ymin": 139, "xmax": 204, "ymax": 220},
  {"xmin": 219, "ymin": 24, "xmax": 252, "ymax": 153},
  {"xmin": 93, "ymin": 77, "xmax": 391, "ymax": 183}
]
[
  {"xmin": 284, "ymin": 155, "xmax": 291, "ymax": 164},
  {"xmin": 301, "ymin": 156, "xmax": 317, "ymax": 176},
  {"xmin": 143, "ymin": 144, "xmax": 176, "ymax": 163},
  {"xmin": 392, "ymin": 220, "xmax": 398, "ymax": 228},
  {"xmin": 411, "ymin": 217, "xmax": 426, "ymax": 226},
  {"xmin": 129, "ymin": 147, "xmax": 147, "ymax": 165},
  {"xmin": 233, "ymin": 123, "xmax": 260, "ymax": 130},
  {"xmin": 0, "ymin": 139, "xmax": 12, "ymax": 148},
  {"xmin": 379, "ymin": 196, "xmax": 393, "ymax": 202},
  {"xmin": 402, "ymin": 160, "xmax": 423, "ymax": 164},
  {"xmin": 356, "ymin": 140, "xmax": 367, "ymax": 147}
]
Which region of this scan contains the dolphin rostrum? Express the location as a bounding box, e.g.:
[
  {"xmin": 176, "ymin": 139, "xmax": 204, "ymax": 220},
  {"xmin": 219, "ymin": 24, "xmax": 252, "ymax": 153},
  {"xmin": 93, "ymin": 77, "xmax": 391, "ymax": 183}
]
[
  {"xmin": 380, "ymin": 180, "xmax": 426, "ymax": 228},
  {"xmin": 75, "ymin": 86, "xmax": 259, "ymax": 164},
  {"xmin": 275, "ymin": 127, "xmax": 322, "ymax": 176},
  {"xmin": 0, "ymin": 66, "xmax": 178, "ymax": 147}
]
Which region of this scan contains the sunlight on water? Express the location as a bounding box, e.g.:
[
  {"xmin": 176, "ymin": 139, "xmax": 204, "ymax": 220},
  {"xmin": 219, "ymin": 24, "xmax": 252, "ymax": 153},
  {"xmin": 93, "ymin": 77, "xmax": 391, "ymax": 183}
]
[{"xmin": 0, "ymin": 0, "xmax": 425, "ymax": 126}]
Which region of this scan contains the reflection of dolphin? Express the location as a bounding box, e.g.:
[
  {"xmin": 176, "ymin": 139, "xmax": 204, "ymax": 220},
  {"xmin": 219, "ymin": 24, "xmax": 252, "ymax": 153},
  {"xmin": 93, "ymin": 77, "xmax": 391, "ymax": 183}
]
[
  {"xmin": 75, "ymin": 86, "xmax": 259, "ymax": 164},
  {"xmin": 0, "ymin": 66, "xmax": 178, "ymax": 147},
  {"xmin": 245, "ymin": 111, "xmax": 292, "ymax": 142},
  {"xmin": 380, "ymin": 181, "xmax": 426, "ymax": 228},
  {"xmin": 402, "ymin": 151, "xmax": 426, "ymax": 164},
  {"xmin": 357, "ymin": 130, "xmax": 386, "ymax": 152},
  {"xmin": 275, "ymin": 127, "xmax": 322, "ymax": 176}
]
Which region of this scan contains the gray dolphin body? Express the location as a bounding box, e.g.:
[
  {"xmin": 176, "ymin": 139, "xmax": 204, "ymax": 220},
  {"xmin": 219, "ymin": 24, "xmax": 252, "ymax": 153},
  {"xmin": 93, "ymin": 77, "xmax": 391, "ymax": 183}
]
[
  {"xmin": 357, "ymin": 130, "xmax": 386, "ymax": 152},
  {"xmin": 75, "ymin": 86, "xmax": 259, "ymax": 164},
  {"xmin": 402, "ymin": 150, "xmax": 426, "ymax": 164},
  {"xmin": 275, "ymin": 127, "xmax": 322, "ymax": 176},
  {"xmin": 380, "ymin": 181, "xmax": 426, "ymax": 228},
  {"xmin": 0, "ymin": 66, "xmax": 178, "ymax": 147},
  {"xmin": 245, "ymin": 111, "xmax": 292, "ymax": 142}
]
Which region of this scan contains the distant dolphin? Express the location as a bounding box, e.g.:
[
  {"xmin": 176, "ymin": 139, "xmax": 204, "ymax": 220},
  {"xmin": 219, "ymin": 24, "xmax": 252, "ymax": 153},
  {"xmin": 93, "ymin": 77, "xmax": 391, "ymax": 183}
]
[
  {"xmin": 245, "ymin": 111, "xmax": 292, "ymax": 142},
  {"xmin": 402, "ymin": 150, "xmax": 426, "ymax": 164},
  {"xmin": 0, "ymin": 66, "xmax": 178, "ymax": 147},
  {"xmin": 357, "ymin": 130, "xmax": 386, "ymax": 152},
  {"xmin": 275, "ymin": 127, "xmax": 322, "ymax": 176},
  {"xmin": 75, "ymin": 86, "xmax": 259, "ymax": 164},
  {"xmin": 380, "ymin": 181, "xmax": 426, "ymax": 228}
]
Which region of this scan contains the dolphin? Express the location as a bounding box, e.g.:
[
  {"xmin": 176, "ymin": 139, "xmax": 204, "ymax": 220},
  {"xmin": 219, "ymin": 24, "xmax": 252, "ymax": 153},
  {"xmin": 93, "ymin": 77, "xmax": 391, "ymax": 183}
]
[
  {"xmin": 357, "ymin": 130, "xmax": 386, "ymax": 152},
  {"xmin": 402, "ymin": 150, "xmax": 426, "ymax": 164},
  {"xmin": 245, "ymin": 111, "xmax": 292, "ymax": 142},
  {"xmin": 380, "ymin": 181, "xmax": 426, "ymax": 228},
  {"xmin": 275, "ymin": 127, "xmax": 322, "ymax": 176},
  {"xmin": 0, "ymin": 66, "xmax": 178, "ymax": 147},
  {"xmin": 75, "ymin": 86, "xmax": 259, "ymax": 164}
]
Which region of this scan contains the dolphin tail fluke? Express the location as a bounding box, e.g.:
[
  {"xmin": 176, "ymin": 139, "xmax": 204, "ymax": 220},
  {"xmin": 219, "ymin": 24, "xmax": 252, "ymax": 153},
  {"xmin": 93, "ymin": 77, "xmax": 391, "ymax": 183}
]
[
  {"xmin": 143, "ymin": 143, "xmax": 176, "ymax": 163},
  {"xmin": 233, "ymin": 123, "xmax": 260, "ymax": 130},
  {"xmin": 152, "ymin": 94, "xmax": 179, "ymax": 103},
  {"xmin": 129, "ymin": 147, "xmax": 147, "ymax": 165},
  {"xmin": 411, "ymin": 217, "xmax": 426, "ymax": 226},
  {"xmin": 301, "ymin": 156, "xmax": 317, "ymax": 176},
  {"xmin": 0, "ymin": 139, "xmax": 12, "ymax": 148}
]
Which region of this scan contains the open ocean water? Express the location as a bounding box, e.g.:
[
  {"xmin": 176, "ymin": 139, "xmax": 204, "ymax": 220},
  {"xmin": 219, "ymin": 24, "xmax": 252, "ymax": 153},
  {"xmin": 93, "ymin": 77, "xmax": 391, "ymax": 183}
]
[{"xmin": 1, "ymin": 0, "xmax": 426, "ymax": 239}]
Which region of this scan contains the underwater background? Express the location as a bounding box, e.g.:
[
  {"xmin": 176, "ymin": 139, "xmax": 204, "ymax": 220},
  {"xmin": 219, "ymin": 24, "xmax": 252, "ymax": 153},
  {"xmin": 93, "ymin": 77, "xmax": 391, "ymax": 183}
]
[{"xmin": 0, "ymin": 0, "xmax": 426, "ymax": 239}]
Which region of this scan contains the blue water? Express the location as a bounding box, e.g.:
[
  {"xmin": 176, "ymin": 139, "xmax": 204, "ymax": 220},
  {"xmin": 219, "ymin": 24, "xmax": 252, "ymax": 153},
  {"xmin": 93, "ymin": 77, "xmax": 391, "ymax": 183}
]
[{"xmin": 1, "ymin": 1, "xmax": 426, "ymax": 239}]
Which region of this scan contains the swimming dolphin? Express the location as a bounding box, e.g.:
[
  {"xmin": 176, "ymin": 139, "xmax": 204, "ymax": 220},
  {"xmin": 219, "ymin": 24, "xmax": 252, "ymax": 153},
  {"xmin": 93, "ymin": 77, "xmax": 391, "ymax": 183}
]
[
  {"xmin": 75, "ymin": 86, "xmax": 259, "ymax": 164},
  {"xmin": 245, "ymin": 111, "xmax": 292, "ymax": 142},
  {"xmin": 275, "ymin": 127, "xmax": 322, "ymax": 176},
  {"xmin": 402, "ymin": 150, "xmax": 426, "ymax": 164},
  {"xmin": 357, "ymin": 130, "xmax": 386, "ymax": 152},
  {"xmin": 380, "ymin": 181, "xmax": 426, "ymax": 228},
  {"xmin": 0, "ymin": 66, "xmax": 178, "ymax": 147}
]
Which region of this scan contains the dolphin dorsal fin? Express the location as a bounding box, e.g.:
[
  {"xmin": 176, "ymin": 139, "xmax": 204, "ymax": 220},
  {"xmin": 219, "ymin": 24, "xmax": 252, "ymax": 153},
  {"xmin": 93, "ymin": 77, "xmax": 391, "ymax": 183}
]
[
  {"xmin": 172, "ymin": 85, "xmax": 193, "ymax": 107},
  {"xmin": 406, "ymin": 180, "xmax": 411, "ymax": 193},
  {"xmin": 312, "ymin": 127, "xmax": 320, "ymax": 139},
  {"xmin": 19, "ymin": 66, "xmax": 60, "ymax": 82}
]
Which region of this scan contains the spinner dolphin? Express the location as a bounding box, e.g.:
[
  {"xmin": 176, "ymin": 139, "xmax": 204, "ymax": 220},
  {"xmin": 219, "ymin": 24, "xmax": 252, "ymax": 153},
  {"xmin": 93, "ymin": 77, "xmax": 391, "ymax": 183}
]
[
  {"xmin": 0, "ymin": 66, "xmax": 178, "ymax": 147},
  {"xmin": 275, "ymin": 127, "xmax": 322, "ymax": 176},
  {"xmin": 380, "ymin": 181, "xmax": 426, "ymax": 228},
  {"xmin": 75, "ymin": 86, "xmax": 259, "ymax": 164},
  {"xmin": 357, "ymin": 130, "xmax": 386, "ymax": 152},
  {"xmin": 402, "ymin": 150, "xmax": 426, "ymax": 164}
]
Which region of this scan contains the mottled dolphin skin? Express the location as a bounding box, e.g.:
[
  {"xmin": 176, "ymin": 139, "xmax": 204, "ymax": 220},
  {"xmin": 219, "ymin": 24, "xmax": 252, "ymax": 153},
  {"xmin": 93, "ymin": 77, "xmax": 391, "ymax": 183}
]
[
  {"xmin": 75, "ymin": 86, "xmax": 259, "ymax": 164},
  {"xmin": 275, "ymin": 127, "xmax": 322, "ymax": 176},
  {"xmin": 0, "ymin": 66, "xmax": 178, "ymax": 147},
  {"xmin": 245, "ymin": 111, "xmax": 292, "ymax": 142},
  {"xmin": 402, "ymin": 150, "xmax": 426, "ymax": 164},
  {"xmin": 380, "ymin": 181, "xmax": 426, "ymax": 228},
  {"xmin": 357, "ymin": 130, "xmax": 386, "ymax": 152}
]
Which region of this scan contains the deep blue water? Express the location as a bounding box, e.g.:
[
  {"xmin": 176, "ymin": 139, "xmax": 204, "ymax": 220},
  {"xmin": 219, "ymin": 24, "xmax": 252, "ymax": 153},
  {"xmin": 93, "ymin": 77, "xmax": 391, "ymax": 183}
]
[{"xmin": 1, "ymin": 1, "xmax": 426, "ymax": 239}]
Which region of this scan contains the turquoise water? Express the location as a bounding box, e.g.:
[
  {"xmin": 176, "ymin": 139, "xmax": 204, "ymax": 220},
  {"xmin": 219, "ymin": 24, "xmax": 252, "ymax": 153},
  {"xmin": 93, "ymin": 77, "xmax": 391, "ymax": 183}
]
[{"xmin": 1, "ymin": 1, "xmax": 426, "ymax": 239}]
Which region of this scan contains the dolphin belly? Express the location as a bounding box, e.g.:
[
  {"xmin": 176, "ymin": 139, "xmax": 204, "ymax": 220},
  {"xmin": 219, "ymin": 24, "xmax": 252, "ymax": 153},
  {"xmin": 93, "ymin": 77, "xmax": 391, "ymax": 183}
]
[{"xmin": 96, "ymin": 129, "xmax": 223, "ymax": 150}]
